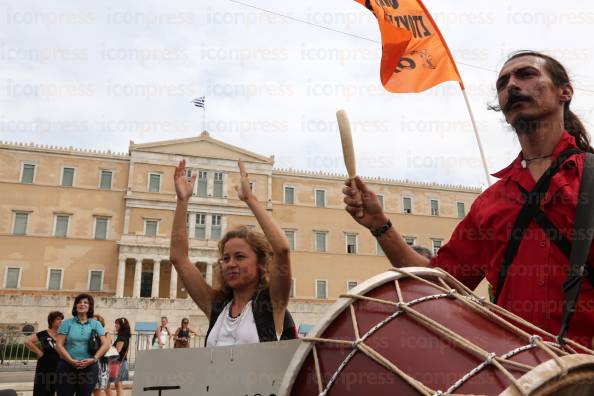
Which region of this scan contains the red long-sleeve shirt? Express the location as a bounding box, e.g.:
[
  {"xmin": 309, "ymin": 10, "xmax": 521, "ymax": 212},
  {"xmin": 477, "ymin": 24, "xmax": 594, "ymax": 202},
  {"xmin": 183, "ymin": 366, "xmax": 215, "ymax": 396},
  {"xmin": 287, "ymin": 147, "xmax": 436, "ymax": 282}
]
[{"xmin": 432, "ymin": 131, "xmax": 594, "ymax": 347}]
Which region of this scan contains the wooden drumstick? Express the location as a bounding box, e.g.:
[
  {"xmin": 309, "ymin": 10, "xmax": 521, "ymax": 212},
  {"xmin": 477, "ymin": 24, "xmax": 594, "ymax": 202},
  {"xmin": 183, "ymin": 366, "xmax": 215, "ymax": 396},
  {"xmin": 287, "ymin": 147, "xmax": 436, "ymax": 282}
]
[{"xmin": 336, "ymin": 110, "xmax": 364, "ymax": 218}]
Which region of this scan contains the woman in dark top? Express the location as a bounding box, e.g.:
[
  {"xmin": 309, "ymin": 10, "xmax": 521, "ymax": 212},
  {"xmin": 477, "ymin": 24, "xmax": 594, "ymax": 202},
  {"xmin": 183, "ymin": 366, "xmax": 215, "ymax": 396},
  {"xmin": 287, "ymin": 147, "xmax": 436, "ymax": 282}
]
[
  {"xmin": 105, "ymin": 318, "xmax": 130, "ymax": 396},
  {"xmin": 25, "ymin": 311, "xmax": 64, "ymax": 396},
  {"xmin": 173, "ymin": 318, "xmax": 196, "ymax": 348}
]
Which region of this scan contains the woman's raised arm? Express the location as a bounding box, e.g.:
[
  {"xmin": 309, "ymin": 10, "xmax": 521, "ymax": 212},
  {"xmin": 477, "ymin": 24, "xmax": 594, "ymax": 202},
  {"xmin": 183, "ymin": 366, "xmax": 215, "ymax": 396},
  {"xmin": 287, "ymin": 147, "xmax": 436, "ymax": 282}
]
[
  {"xmin": 235, "ymin": 159, "xmax": 291, "ymax": 335},
  {"xmin": 170, "ymin": 159, "xmax": 216, "ymax": 318}
]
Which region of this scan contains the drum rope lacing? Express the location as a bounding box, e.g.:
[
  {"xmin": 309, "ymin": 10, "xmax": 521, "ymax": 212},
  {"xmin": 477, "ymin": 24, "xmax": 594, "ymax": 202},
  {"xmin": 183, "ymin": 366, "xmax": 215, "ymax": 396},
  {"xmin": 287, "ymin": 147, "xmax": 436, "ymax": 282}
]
[
  {"xmin": 301, "ymin": 268, "xmax": 593, "ymax": 396},
  {"xmin": 440, "ymin": 341, "xmax": 563, "ymax": 395}
]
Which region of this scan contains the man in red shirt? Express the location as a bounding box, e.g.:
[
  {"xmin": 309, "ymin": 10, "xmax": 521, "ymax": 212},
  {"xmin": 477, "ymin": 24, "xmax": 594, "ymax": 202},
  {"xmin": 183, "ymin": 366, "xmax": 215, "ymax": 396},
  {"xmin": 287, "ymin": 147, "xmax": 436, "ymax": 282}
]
[{"xmin": 343, "ymin": 51, "xmax": 594, "ymax": 347}]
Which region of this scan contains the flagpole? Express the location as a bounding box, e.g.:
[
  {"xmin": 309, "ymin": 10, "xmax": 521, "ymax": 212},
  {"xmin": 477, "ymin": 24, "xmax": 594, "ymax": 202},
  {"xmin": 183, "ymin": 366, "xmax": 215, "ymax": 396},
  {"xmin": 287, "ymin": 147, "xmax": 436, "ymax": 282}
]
[
  {"xmin": 460, "ymin": 85, "xmax": 491, "ymax": 186},
  {"xmin": 415, "ymin": 0, "xmax": 492, "ymax": 187},
  {"xmin": 202, "ymin": 106, "xmax": 206, "ymax": 132}
]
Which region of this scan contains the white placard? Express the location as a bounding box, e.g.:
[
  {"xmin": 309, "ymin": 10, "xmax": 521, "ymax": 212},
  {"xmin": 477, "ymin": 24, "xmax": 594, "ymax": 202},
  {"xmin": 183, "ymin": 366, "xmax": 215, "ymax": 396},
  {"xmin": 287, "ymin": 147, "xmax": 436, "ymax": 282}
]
[{"xmin": 133, "ymin": 340, "xmax": 301, "ymax": 396}]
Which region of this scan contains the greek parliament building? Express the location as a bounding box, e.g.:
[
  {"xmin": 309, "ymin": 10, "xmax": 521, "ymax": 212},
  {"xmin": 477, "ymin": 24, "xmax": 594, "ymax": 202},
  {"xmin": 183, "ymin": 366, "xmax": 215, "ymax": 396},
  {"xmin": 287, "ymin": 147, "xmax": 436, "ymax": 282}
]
[{"xmin": 0, "ymin": 131, "xmax": 480, "ymax": 335}]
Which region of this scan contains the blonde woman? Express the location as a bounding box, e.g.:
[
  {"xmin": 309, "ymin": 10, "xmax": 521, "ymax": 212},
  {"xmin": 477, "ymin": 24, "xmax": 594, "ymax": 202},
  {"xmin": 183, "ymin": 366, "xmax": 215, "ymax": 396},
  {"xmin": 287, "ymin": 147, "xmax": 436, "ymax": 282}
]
[{"xmin": 170, "ymin": 160, "xmax": 296, "ymax": 346}]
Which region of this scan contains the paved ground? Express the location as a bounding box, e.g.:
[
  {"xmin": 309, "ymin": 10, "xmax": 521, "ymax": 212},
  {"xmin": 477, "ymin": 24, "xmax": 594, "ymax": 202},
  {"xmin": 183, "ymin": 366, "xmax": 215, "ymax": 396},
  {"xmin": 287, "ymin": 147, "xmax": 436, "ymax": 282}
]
[
  {"xmin": 0, "ymin": 370, "xmax": 135, "ymax": 384},
  {"xmin": 0, "ymin": 371, "xmax": 34, "ymax": 384},
  {"xmin": 0, "ymin": 370, "xmax": 134, "ymax": 396}
]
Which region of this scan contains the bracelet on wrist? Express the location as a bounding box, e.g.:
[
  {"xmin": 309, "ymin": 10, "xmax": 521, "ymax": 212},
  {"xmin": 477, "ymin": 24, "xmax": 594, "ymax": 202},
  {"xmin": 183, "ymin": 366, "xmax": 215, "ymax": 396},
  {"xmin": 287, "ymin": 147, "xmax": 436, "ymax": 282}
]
[{"xmin": 370, "ymin": 220, "xmax": 392, "ymax": 238}]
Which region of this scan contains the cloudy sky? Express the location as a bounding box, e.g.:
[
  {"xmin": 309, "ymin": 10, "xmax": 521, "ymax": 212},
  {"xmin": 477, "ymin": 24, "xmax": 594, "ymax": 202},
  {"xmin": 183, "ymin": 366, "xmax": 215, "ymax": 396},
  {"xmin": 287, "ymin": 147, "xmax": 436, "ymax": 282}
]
[{"xmin": 1, "ymin": 0, "xmax": 593, "ymax": 188}]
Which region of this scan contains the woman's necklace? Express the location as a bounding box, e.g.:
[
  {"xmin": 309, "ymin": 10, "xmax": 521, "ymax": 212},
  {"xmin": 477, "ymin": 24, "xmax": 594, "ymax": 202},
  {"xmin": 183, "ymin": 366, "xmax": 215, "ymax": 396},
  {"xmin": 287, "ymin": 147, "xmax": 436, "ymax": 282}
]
[
  {"xmin": 214, "ymin": 300, "xmax": 249, "ymax": 346},
  {"xmin": 229, "ymin": 301, "xmax": 249, "ymax": 344}
]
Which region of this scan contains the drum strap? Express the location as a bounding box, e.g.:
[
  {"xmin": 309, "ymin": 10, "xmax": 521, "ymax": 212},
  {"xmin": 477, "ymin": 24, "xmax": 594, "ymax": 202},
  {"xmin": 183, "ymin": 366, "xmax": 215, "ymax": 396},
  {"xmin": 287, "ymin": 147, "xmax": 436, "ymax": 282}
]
[
  {"xmin": 558, "ymin": 152, "xmax": 594, "ymax": 342},
  {"xmin": 494, "ymin": 148, "xmax": 582, "ymax": 304}
]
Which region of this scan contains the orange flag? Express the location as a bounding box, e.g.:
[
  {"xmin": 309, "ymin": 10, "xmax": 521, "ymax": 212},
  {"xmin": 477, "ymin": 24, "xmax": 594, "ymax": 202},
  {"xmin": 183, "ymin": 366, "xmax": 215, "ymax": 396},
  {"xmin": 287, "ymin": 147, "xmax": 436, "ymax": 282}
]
[{"xmin": 355, "ymin": 0, "xmax": 463, "ymax": 92}]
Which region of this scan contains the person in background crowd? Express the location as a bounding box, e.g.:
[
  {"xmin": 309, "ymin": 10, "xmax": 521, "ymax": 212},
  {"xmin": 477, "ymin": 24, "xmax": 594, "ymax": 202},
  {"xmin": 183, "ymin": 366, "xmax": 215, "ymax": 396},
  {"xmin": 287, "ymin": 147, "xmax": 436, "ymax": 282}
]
[
  {"xmin": 25, "ymin": 311, "xmax": 64, "ymax": 396},
  {"xmin": 92, "ymin": 315, "xmax": 110, "ymax": 396},
  {"xmin": 411, "ymin": 245, "xmax": 433, "ymax": 260},
  {"xmin": 55, "ymin": 294, "xmax": 109, "ymax": 396},
  {"xmin": 152, "ymin": 317, "xmax": 171, "ymax": 349},
  {"xmin": 106, "ymin": 318, "xmax": 130, "ymax": 396},
  {"xmin": 173, "ymin": 318, "xmax": 196, "ymax": 348}
]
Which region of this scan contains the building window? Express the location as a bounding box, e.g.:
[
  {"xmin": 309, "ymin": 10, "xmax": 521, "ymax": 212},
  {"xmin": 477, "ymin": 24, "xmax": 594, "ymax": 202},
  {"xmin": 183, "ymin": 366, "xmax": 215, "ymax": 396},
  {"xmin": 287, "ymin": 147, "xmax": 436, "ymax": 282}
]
[
  {"xmin": 430, "ymin": 199, "xmax": 439, "ymax": 216},
  {"xmin": 197, "ymin": 171, "xmax": 208, "ymax": 197},
  {"xmin": 377, "ymin": 194, "xmax": 384, "ymax": 209},
  {"xmin": 5, "ymin": 267, "xmax": 21, "ymax": 288},
  {"xmin": 195, "ymin": 213, "xmax": 206, "ymax": 240},
  {"xmin": 432, "ymin": 239, "xmax": 443, "ymax": 256},
  {"xmin": 211, "ymin": 214, "xmax": 222, "ymax": 240},
  {"xmin": 213, "ymin": 172, "xmax": 224, "ymax": 198},
  {"xmin": 145, "ymin": 219, "xmax": 158, "ymax": 237},
  {"xmin": 316, "ymin": 280, "xmax": 328, "ymax": 299},
  {"xmin": 249, "ymin": 181, "xmax": 255, "ymax": 191},
  {"xmin": 185, "ymin": 168, "xmax": 193, "ymax": 180},
  {"xmin": 148, "ymin": 173, "xmax": 161, "ymax": 193},
  {"xmin": 47, "ymin": 269, "xmax": 63, "ymax": 290},
  {"xmin": 21, "ymin": 163, "xmax": 36, "ymax": 184},
  {"xmin": 13, "ymin": 212, "xmax": 29, "ymax": 235},
  {"xmin": 100, "ymin": 170, "xmax": 112, "ymax": 189},
  {"xmin": 54, "ymin": 215, "xmax": 70, "ymax": 237},
  {"xmin": 404, "ymin": 236, "xmax": 416, "ymax": 246},
  {"xmin": 347, "ymin": 281, "xmax": 358, "ymax": 291},
  {"xmin": 290, "ymin": 278, "xmax": 296, "ymax": 298},
  {"xmin": 346, "ymin": 234, "xmax": 357, "ymax": 254},
  {"xmin": 376, "ymin": 240, "xmax": 385, "ymax": 256},
  {"xmin": 94, "ymin": 217, "xmax": 108, "ymax": 240},
  {"xmin": 315, "ymin": 189, "xmax": 326, "ymax": 208},
  {"xmin": 140, "ymin": 271, "xmax": 153, "ymax": 298},
  {"xmin": 403, "ymin": 197, "xmax": 412, "ymax": 214},
  {"xmin": 284, "ymin": 230, "xmax": 296, "ymax": 251},
  {"xmin": 89, "ymin": 270, "xmax": 103, "ymax": 291},
  {"xmin": 61, "ymin": 167, "xmax": 75, "ymax": 187},
  {"xmin": 457, "ymin": 202, "xmax": 466, "ymax": 218},
  {"xmin": 284, "ymin": 186, "xmax": 295, "ymax": 205},
  {"xmin": 315, "ymin": 231, "xmax": 327, "ymax": 252}
]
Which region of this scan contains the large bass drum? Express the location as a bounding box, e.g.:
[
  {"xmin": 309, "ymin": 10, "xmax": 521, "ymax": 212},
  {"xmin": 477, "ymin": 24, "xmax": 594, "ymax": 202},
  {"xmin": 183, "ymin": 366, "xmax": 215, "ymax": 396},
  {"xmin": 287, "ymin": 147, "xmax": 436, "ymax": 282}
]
[{"xmin": 278, "ymin": 267, "xmax": 594, "ymax": 395}]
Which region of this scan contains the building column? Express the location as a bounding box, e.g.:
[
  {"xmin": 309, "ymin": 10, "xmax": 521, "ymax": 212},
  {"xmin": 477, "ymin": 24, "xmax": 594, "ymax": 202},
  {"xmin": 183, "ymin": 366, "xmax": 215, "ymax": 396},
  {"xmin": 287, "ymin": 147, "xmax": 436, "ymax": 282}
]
[
  {"xmin": 205, "ymin": 214, "xmax": 212, "ymax": 240},
  {"xmin": 151, "ymin": 259, "xmax": 161, "ymax": 298},
  {"xmin": 206, "ymin": 262, "xmax": 213, "ymax": 286},
  {"xmin": 132, "ymin": 258, "xmax": 142, "ymax": 298},
  {"xmin": 267, "ymin": 174, "xmax": 273, "ymax": 209},
  {"xmin": 116, "ymin": 258, "xmax": 126, "ymax": 297},
  {"xmin": 188, "ymin": 212, "xmax": 196, "ymax": 239},
  {"xmin": 186, "ymin": 258, "xmax": 195, "ymax": 299},
  {"xmin": 170, "ymin": 265, "xmax": 178, "ymax": 299}
]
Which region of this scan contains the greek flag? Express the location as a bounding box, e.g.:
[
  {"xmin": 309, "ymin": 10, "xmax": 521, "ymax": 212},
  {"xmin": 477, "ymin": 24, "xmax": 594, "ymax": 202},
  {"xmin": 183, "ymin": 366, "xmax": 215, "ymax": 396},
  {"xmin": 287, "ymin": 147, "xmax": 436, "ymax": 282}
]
[{"xmin": 192, "ymin": 97, "xmax": 205, "ymax": 108}]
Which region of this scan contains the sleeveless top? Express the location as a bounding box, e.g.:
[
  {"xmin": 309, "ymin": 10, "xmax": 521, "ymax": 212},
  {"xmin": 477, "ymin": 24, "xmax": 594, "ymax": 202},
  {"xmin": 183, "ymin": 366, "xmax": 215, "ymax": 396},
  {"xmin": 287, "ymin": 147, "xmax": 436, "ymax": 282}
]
[
  {"xmin": 206, "ymin": 300, "xmax": 259, "ymax": 347},
  {"xmin": 205, "ymin": 288, "xmax": 297, "ymax": 346},
  {"xmin": 159, "ymin": 327, "xmax": 170, "ymax": 345}
]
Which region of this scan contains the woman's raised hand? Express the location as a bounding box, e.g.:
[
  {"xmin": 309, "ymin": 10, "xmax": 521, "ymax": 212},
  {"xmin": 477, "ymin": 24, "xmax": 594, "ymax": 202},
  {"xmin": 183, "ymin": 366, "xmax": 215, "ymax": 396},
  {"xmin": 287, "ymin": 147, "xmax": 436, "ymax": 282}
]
[
  {"xmin": 174, "ymin": 160, "xmax": 196, "ymax": 201},
  {"xmin": 234, "ymin": 159, "xmax": 254, "ymax": 203}
]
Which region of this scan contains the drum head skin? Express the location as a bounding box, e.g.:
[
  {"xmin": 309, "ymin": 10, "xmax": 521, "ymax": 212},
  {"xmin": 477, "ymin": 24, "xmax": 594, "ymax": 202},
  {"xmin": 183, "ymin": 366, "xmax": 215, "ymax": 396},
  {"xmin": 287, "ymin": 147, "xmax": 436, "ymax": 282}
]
[
  {"xmin": 500, "ymin": 354, "xmax": 594, "ymax": 396},
  {"xmin": 278, "ymin": 268, "xmax": 594, "ymax": 396}
]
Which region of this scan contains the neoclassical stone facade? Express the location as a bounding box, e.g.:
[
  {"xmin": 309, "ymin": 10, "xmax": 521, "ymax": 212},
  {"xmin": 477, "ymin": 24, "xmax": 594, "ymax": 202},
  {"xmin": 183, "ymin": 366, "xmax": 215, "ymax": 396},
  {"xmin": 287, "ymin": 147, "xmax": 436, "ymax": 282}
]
[{"xmin": 0, "ymin": 132, "xmax": 481, "ymax": 331}]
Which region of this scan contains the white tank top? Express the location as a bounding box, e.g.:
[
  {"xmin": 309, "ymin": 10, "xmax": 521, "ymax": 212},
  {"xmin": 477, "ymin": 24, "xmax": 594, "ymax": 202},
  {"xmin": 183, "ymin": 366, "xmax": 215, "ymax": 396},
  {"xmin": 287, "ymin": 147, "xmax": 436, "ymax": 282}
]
[
  {"xmin": 206, "ymin": 300, "xmax": 259, "ymax": 347},
  {"xmin": 159, "ymin": 327, "xmax": 169, "ymax": 346}
]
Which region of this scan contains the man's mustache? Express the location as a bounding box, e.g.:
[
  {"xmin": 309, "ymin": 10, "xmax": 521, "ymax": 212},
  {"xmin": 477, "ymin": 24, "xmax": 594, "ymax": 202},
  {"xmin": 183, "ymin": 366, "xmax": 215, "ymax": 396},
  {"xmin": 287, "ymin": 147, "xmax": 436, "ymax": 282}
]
[{"xmin": 503, "ymin": 92, "xmax": 534, "ymax": 113}]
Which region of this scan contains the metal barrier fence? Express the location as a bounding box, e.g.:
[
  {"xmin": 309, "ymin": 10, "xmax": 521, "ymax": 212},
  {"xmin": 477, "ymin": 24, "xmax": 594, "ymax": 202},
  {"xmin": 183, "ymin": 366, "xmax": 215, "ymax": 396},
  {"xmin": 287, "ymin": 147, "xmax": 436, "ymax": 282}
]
[{"xmin": 0, "ymin": 332, "xmax": 206, "ymax": 370}]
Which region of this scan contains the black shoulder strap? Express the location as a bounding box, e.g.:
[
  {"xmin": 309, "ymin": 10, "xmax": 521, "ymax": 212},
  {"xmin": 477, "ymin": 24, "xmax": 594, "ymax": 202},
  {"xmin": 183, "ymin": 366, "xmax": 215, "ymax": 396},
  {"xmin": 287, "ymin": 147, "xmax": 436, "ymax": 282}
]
[
  {"xmin": 252, "ymin": 288, "xmax": 297, "ymax": 342},
  {"xmin": 558, "ymin": 152, "xmax": 594, "ymax": 342},
  {"xmin": 494, "ymin": 148, "xmax": 581, "ymax": 303}
]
